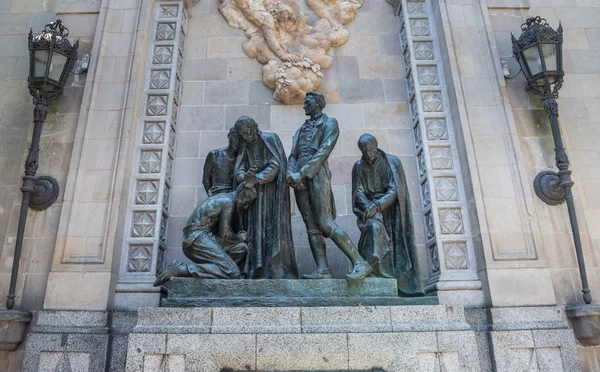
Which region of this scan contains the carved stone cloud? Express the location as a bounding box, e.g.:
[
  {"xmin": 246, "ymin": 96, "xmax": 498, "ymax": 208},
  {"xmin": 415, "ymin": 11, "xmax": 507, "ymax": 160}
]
[{"xmin": 219, "ymin": 0, "xmax": 362, "ymax": 104}]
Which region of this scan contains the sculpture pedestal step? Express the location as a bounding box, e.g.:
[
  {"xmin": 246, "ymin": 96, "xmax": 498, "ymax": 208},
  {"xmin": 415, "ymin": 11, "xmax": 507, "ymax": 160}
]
[{"xmin": 161, "ymin": 278, "xmax": 437, "ymax": 307}]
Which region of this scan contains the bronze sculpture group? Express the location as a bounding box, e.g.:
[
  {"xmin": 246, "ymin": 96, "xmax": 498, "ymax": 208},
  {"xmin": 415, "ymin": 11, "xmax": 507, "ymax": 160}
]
[{"xmin": 155, "ymin": 92, "xmax": 423, "ymax": 296}]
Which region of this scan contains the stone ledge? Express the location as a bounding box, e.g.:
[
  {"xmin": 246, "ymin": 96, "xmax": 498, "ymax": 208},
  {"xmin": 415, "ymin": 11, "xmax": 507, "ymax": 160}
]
[
  {"xmin": 133, "ymin": 305, "xmax": 469, "ymax": 334},
  {"xmin": 490, "ymin": 306, "xmax": 568, "ymax": 331},
  {"xmin": 162, "ymin": 278, "xmax": 437, "ymax": 308},
  {"xmin": 566, "ymin": 304, "xmax": 600, "ymax": 346},
  {"xmin": 33, "ymin": 310, "xmax": 109, "ymax": 334},
  {"xmin": 167, "ymin": 278, "xmax": 400, "ymax": 298},
  {"xmin": 0, "ymin": 309, "xmax": 31, "ymax": 351},
  {"xmin": 162, "ymin": 295, "xmax": 437, "ymax": 307}
]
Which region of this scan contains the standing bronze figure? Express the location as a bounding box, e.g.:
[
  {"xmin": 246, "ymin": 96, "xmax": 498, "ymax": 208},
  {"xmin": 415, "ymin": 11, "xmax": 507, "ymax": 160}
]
[
  {"xmin": 287, "ymin": 92, "xmax": 371, "ymax": 280},
  {"xmin": 154, "ymin": 183, "xmax": 256, "ymax": 286},
  {"xmin": 234, "ymin": 116, "xmax": 298, "ymax": 279},
  {"xmin": 352, "ymin": 134, "xmax": 423, "ymax": 295},
  {"xmin": 202, "ymin": 126, "xmax": 239, "ymax": 196}
]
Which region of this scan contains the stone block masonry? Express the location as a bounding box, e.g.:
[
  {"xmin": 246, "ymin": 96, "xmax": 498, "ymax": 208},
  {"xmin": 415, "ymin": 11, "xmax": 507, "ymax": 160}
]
[{"xmin": 121, "ymin": 305, "xmax": 578, "ymax": 371}]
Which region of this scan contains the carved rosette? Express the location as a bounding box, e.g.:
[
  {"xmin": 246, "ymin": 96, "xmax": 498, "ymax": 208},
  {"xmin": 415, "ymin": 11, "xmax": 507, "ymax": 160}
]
[{"xmin": 218, "ymin": 0, "xmax": 361, "ymax": 104}]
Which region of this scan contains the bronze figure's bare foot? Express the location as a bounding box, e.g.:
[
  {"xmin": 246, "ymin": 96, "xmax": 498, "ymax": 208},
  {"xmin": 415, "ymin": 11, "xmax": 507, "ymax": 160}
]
[
  {"xmin": 346, "ymin": 261, "xmax": 372, "ymax": 281},
  {"xmin": 154, "ymin": 260, "xmax": 188, "ymax": 287},
  {"xmin": 301, "ymin": 268, "xmax": 333, "ymax": 279}
]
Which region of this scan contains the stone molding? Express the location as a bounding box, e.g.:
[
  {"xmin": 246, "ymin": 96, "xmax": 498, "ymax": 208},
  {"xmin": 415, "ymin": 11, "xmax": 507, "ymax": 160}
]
[
  {"xmin": 115, "ymin": 1, "xmax": 188, "ymax": 309},
  {"xmin": 394, "ymin": 0, "xmax": 483, "ymax": 305}
]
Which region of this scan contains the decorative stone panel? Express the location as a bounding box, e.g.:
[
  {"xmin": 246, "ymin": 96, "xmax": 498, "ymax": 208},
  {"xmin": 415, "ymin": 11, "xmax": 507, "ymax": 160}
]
[
  {"xmin": 410, "ymin": 19, "xmax": 430, "ymax": 37},
  {"xmin": 425, "ymin": 118, "xmax": 448, "ymax": 140},
  {"xmin": 143, "ymin": 122, "xmax": 165, "ymax": 144},
  {"xmin": 413, "ymin": 41, "xmax": 434, "ymax": 60},
  {"xmin": 153, "ymin": 45, "xmax": 173, "ymax": 64},
  {"xmin": 417, "ymin": 66, "xmax": 439, "ymax": 85},
  {"xmin": 132, "ymin": 212, "xmax": 156, "ymax": 238},
  {"xmin": 421, "ymin": 91, "xmax": 443, "ymax": 112},
  {"xmin": 407, "ymin": 2, "xmax": 425, "ymax": 14},
  {"xmin": 438, "ymin": 208, "xmax": 464, "ymax": 235},
  {"xmin": 150, "ymin": 70, "xmax": 171, "ymax": 89},
  {"xmin": 430, "ymin": 146, "xmax": 453, "ymax": 170},
  {"xmin": 128, "ymin": 245, "xmax": 153, "ymax": 272},
  {"xmin": 117, "ymin": 2, "xmax": 188, "ymax": 301},
  {"xmin": 147, "ymin": 95, "xmax": 169, "ymax": 116},
  {"xmin": 396, "ymin": 0, "xmax": 479, "ymax": 294},
  {"xmin": 434, "ymin": 177, "xmax": 458, "ymax": 201},
  {"xmin": 444, "ymin": 242, "xmax": 468, "ymax": 270},
  {"xmin": 135, "ymin": 180, "xmax": 160, "ymax": 205},
  {"xmin": 156, "ymin": 22, "xmax": 176, "ymax": 41},
  {"xmin": 139, "ymin": 150, "xmax": 162, "ymax": 173}
]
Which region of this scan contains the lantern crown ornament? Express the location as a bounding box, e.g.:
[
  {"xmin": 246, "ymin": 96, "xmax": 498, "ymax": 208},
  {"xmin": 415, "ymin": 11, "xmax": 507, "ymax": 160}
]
[
  {"xmin": 511, "ymin": 17, "xmax": 564, "ymax": 99},
  {"xmin": 28, "ymin": 19, "xmax": 79, "ymax": 104}
]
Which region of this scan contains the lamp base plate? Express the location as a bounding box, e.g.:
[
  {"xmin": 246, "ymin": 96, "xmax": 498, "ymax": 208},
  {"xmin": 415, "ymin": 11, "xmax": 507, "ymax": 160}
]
[
  {"xmin": 30, "ymin": 175, "xmax": 59, "ymax": 211},
  {"xmin": 534, "ymin": 171, "xmax": 565, "ymax": 205}
]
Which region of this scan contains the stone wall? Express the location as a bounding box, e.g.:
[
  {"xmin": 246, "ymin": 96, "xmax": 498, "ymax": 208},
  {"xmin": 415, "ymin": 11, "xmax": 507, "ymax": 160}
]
[
  {"xmin": 485, "ymin": 0, "xmax": 600, "ymax": 369},
  {"xmin": 488, "ymin": 0, "xmax": 600, "ymax": 312},
  {"xmin": 0, "ymin": 0, "xmax": 97, "ymax": 311},
  {"xmin": 166, "ymin": 0, "xmax": 429, "ymax": 279},
  {"xmin": 0, "ymin": 0, "xmax": 98, "ymax": 370}
]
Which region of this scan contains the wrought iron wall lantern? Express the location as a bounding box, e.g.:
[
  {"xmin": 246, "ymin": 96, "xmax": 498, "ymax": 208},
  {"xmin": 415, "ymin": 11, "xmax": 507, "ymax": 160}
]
[
  {"xmin": 6, "ymin": 19, "xmax": 79, "ymax": 309},
  {"xmin": 512, "ymin": 17, "xmax": 592, "ymax": 305}
]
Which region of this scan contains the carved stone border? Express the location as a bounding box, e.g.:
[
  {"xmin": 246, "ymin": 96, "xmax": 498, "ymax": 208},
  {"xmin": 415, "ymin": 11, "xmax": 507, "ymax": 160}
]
[
  {"xmin": 115, "ymin": 1, "xmax": 187, "ymax": 307},
  {"xmin": 396, "ymin": 0, "xmax": 483, "ymax": 303}
]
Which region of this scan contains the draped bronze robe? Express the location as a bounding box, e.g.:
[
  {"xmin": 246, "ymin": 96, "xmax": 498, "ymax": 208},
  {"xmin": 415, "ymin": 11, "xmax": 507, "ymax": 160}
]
[
  {"xmin": 352, "ymin": 150, "xmax": 423, "ymax": 296},
  {"xmin": 234, "ymin": 131, "xmax": 298, "ymax": 279}
]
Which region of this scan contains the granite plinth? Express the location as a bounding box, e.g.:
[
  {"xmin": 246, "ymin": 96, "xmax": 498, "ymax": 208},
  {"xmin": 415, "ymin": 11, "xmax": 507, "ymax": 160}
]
[
  {"xmin": 0, "ymin": 309, "xmax": 31, "ymax": 351},
  {"xmin": 566, "ymin": 304, "xmax": 600, "ymax": 346},
  {"xmin": 161, "ymin": 278, "xmax": 437, "ymax": 307}
]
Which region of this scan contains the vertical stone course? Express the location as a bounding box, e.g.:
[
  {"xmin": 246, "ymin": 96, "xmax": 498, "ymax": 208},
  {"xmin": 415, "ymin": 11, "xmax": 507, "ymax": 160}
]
[
  {"xmin": 115, "ymin": 1, "xmax": 187, "ymax": 307},
  {"xmin": 393, "ymin": 0, "xmax": 482, "ymax": 304}
]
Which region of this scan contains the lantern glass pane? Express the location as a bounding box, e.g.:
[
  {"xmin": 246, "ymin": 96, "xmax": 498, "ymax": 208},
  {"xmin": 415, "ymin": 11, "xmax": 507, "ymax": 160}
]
[
  {"xmin": 33, "ymin": 50, "xmax": 49, "ymax": 77},
  {"xmin": 48, "ymin": 52, "xmax": 67, "ymax": 82},
  {"xmin": 523, "ymin": 46, "xmax": 543, "ymax": 76},
  {"xmin": 542, "ymin": 44, "xmax": 558, "ymax": 71}
]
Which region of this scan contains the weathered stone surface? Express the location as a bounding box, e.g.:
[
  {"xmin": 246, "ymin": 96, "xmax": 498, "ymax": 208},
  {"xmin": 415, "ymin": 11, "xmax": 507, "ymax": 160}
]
[
  {"xmin": 134, "ymin": 308, "xmax": 211, "ymax": 334},
  {"xmin": 301, "ymin": 306, "xmax": 392, "ymax": 333},
  {"xmin": 168, "ymin": 278, "xmax": 399, "ymax": 298},
  {"xmin": 211, "ymin": 307, "xmax": 301, "ymax": 334},
  {"xmin": 161, "ymin": 278, "xmax": 438, "ymax": 307},
  {"xmin": 566, "ymin": 304, "xmax": 600, "ymax": 346},
  {"xmin": 167, "ymin": 334, "xmax": 256, "ymax": 371},
  {"xmin": 257, "ymin": 333, "xmax": 348, "ymax": 370},
  {"xmin": 0, "ymin": 310, "xmax": 31, "ymax": 351},
  {"xmin": 491, "ymin": 306, "xmax": 567, "ymax": 331},
  {"xmin": 390, "ymin": 305, "xmax": 469, "ymax": 332}
]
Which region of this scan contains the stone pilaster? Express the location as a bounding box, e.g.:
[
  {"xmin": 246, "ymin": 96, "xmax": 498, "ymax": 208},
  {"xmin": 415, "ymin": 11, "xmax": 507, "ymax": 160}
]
[
  {"xmin": 114, "ymin": 1, "xmax": 188, "ymax": 310},
  {"xmin": 42, "ymin": 0, "xmax": 156, "ymax": 311},
  {"xmin": 394, "ymin": 0, "xmax": 485, "ymax": 307},
  {"xmin": 429, "ymin": 0, "xmax": 558, "ymax": 307}
]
